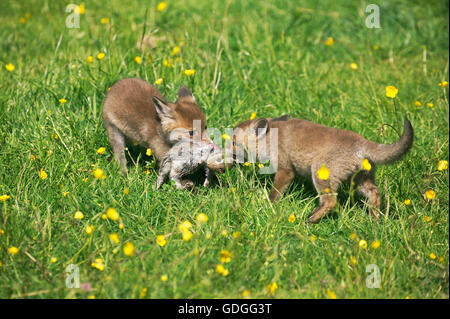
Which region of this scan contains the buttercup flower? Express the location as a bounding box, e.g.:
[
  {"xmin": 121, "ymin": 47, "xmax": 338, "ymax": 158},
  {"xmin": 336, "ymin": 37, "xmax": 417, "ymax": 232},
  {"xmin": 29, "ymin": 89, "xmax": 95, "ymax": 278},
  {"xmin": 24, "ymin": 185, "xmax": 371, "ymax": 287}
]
[
  {"xmin": 109, "ymin": 233, "xmax": 120, "ymax": 244},
  {"xmin": 426, "ymin": 102, "xmax": 433, "ymax": 108},
  {"xmin": 404, "ymin": 199, "xmax": 411, "ymax": 206},
  {"xmin": 361, "ymin": 158, "xmax": 372, "ymax": 171},
  {"xmin": 86, "ymin": 56, "xmax": 94, "ymax": 63},
  {"xmin": 123, "ymin": 188, "xmax": 130, "ymax": 195},
  {"xmin": 242, "ymin": 290, "xmax": 251, "ymax": 298},
  {"xmin": 326, "ymin": 289, "xmax": 337, "ymax": 299},
  {"xmin": 50, "ymin": 257, "xmax": 58, "ymax": 263},
  {"xmin": 371, "ymin": 240, "xmax": 381, "ymax": 249},
  {"xmin": 155, "ymin": 78, "xmax": 163, "ymax": 85},
  {"xmin": 5, "ymin": 63, "xmax": 15, "ymax": 72},
  {"xmin": 85, "ymin": 225, "xmax": 95, "ymax": 235},
  {"xmin": 349, "ymin": 256, "xmax": 357, "ymax": 266},
  {"xmin": 266, "ymin": 282, "xmax": 278, "ymax": 295},
  {"xmin": 161, "ymin": 274, "xmax": 168, "ymax": 282},
  {"xmin": 220, "ymin": 250, "xmax": 232, "ymax": 263},
  {"xmin": 157, "ymin": 2, "xmax": 167, "ymax": 12},
  {"xmin": 139, "ymin": 288, "xmax": 148, "ymax": 298},
  {"xmin": 74, "ymin": 211, "xmax": 84, "ymax": 219},
  {"xmin": 75, "ymin": 4, "xmax": 85, "ymax": 15},
  {"xmin": 385, "ymin": 85, "xmax": 398, "ymax": 98},
  {"xmin": 350, "ymin": 63, "xmax": 358, "ymax": 71},
  {"xmin": 8, "ymin": 246, "xmax": 19, "ymax": 255},
  {"xmin": 97, "ymin": 52, "xmax": 105, "ymax": 60},
  {"xmin": 438, "ymin": 81, "xmax": 448, "ymax": 88},
  {"xmin": 244, "ymin": 162, "xmax": 252, "ymax": 167},
  {"xmin": 178, "ymin": 221, "xmax": 192, "ymax": 233},
  {"xmin": 425, "ymin": 190, "xmax": 436, "ymax": 200},
  {"xmin": 134, "ymin": 56, "xmax": 142, "ymax": 64},
  {"xmin": 59, "ymin": 98, "xmax": 67, "ymax": 104},
  {"xmin": 429, "ymin": 253, "xmax": 437, "ymax": 260},
  {"xmin": 437, "ymin": 160, "xmax": 448, "ymax": 171},
  {"xmin": 288, "ymin": 214, "xmax": 296, "ymax": 223},
  {"xmin": 358, "ymin": 239, "xmax": 367, "ymax": 249},
  {"xmin": 123, "ymin": 242, "xmax": 135, "ymax": 257},
  {"xmin": 310, "ymin": 234, "xmax": 317, "ymax": 242},
  {"xmin": 0, "ymin": 195, "xmax": 10, "ymax": 202},
  {"xmin": 97, "ymin": 147, "xmax": 106, "ymax": 155},
  {"xmin": 196, "ymin": 213, "xmax": 208, "ymax": 223},
  {"xmin": 106, "ymin": 207, "xmax": 119, "ymax": 220},
  {"xmin": 325, "ymin": 37, "xmax": 334, "ymax": 46},
  {"xmin": 182, "ymin": 231, "xmax": 193, "ymax": 242},
  {"xmin": 100, "ymin": 17, "xmax": 110, "ymax": 24},
  {"xmin": 317, "ymin": 164, "xmax": 330, "ymax": 180},
  {"xmin": 156, "ymin": 235, "xmax": 166, "ymax": 247},
  {"xmin": 171, "ymin": 46, "xmax": 180, "ymax": 56},
  {"xmin": 414, "ymin": 101, "xmax": 422, "ymax": 107},
  {"xmin": 93, "ymin": 168, "xmax": 106, "ymax": 179},
  {"xmin": 250, "ymin": 112, "xmax": 257, "ymax": 120},
  {"xmin": 91, "ymin": 258, "xmax": 105, "ymax": 271},
  {"xmin": 184, "ymin": 69, "xmax": 196, "ymax": 76},
  {"xmin": 39, "ymin": 168, "xmax": 48, "ymax": 180}
]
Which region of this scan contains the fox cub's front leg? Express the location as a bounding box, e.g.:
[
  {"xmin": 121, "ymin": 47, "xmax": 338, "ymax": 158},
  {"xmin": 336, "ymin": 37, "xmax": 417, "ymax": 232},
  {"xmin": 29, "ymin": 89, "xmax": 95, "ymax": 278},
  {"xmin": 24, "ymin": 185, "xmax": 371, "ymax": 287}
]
[{"xmin": 156, "ymin": 162, "xmax": 171, "ymax": 190}]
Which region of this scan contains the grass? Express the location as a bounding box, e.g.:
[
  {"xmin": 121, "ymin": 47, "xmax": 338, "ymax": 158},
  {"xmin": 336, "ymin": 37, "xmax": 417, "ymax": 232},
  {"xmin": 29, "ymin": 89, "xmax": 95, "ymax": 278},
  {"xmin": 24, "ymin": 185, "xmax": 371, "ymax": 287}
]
[{"xmin": 0, "ymin": 0, "xmax": 448, "ymax": 299}]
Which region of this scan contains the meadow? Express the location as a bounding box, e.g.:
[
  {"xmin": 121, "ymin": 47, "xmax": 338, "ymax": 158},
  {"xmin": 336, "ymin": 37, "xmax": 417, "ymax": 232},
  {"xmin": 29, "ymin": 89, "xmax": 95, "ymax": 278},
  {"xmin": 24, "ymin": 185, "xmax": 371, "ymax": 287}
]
[{"xmin": 0, "ymin": 0, "xmax": 448, "ymax": 299}]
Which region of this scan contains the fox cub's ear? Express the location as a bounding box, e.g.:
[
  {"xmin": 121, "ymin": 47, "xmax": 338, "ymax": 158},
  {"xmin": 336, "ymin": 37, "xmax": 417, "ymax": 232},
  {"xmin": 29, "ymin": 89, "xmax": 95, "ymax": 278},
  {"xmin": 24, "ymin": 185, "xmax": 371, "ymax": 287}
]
[
  {"xmin": 153, "ymin": 96, "xmax": 174, "ymax": 120},
  {"xmin": 272, "ymin": 114, "xmax": 290, "ymax": 122},
  {"xmin": 249, "ymin": 118, "xmax": 269, "ymax": 138},
  {"xmin": 178, "ymin": 86, "xmax": 196, "ymax": 103}
]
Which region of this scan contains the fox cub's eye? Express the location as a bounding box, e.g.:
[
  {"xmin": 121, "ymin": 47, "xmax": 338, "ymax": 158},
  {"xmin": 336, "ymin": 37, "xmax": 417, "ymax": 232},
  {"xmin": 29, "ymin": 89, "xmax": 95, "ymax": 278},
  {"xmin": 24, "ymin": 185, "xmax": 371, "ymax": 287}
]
[{"xmin": 188, "ymin": 130, "xmax": 194, "ymax": 136}]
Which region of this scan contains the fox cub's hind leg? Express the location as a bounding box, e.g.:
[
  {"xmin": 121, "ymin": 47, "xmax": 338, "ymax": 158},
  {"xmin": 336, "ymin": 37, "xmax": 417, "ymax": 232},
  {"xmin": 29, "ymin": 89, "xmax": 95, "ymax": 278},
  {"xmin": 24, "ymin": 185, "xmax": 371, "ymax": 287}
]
[
  {"xmin": 104, "ymin": 121, "xmax": 127, "ymax": 175},
  {"xmin": 308, "ymin": 164, "xmax": 338, "ymax": 224},
  {"xmin": 355, "ymin": 169, "xmax": 381, "ymax": 221}
]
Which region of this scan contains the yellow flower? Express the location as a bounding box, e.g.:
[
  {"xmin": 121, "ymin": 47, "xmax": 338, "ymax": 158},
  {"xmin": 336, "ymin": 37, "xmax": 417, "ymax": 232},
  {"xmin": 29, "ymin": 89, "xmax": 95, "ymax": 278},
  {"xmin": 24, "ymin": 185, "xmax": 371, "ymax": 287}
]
[
  {"xmin": 196, "ymin": 213, "xmax": 208, "ymax": 223},
  {"xmin": 216, "ymin": 264, "xmax": 225, "ymax": 274},
  {"xmin": 426, "ymin": 102, "xmax": 434, "ymax": 108},
  {"xmin": 221, "ymin": 230, "xmax": 228, "ymax": 236},
  {"xmin": 139, "ymin": 288, "xmax": 147, "ymax": 299},
  {"xmin": 109, "ymin": 233, "xmax": 120, "ymax": 244},
  {"xmin": 241, "ymin": 289, "xmax": 251, "ymax": 298},
  {"xmin": 422, "ymin": 215, "xmax": 432, "ymax": 223},
  {"xmin": 144, "ymin": 148, "xmax": 152, "ymax": 157},
  {"xmin": 429, "ymin": 253, "xmax": 437, "ymax": 260},
  {"xmin": 39, "ymin": 168, "xmax": 48, "ymax": 180},
  {"xmin": 75, "ymin": 4, "xmax": 85, "ymax": 15},
  {"xmin": 385, "ymin": 85, "xmax": 398, "ymax": 98},
  {"xmin": 437, "ymin": 160, "xmax": 448, "ymax": 171},
  {"xmin": 29, "ymin": 154, "xmax": 37, "ymax": 161},
  {"xmin": 119, "ymin": 223, "xmax": 124, "ymax": 230},
  {"xmin": 86, "ymin": 56, "xmax": 94, "ymax": 63},
  {"xmin": 100, "ymin": 17, "xmax": 110, "ymax": 24},
  {"xmin": 8, "ymin": 246, "xmax": 19, "ymax": 255},
  {"xmin": 0, "ymin": 195, "xmax": 10, "ymax": 202},
  {"xmin": 326, "ymin": 289, "xmax": 337, "ymax": 299},
  {"xmin": 232, "ymin": 231, "xmax": 241, "ymax": 239},
  {"xmin": 123, "ymin": 242, "xmax": 135, "ymax": 257},
  {"xmin": 178, "ymin": 221, "xmax": 193, "ymax": 233},
  {"xmin": 350, "ymin": 233, "xmax": 357, "ymax": 240},
  {"xmin": 317, "ymin": 164, "xmax": 330, "ymax": 180},
  {"xmin": 222, "ymin": 269, "xmax": 230, "ymax": 276},
  {"xmin": 161, "ymin": 274, "xmax": 168, "ymax": 282},
  {"xmin": 91, "ymin": 258, "xmax": 105, "ymax": 271},
  {"xmin": 171, "ymin": 46, "xmax": 180, "ymax": 56},
  {"xmin": 220, "ymin": 250, "xmax": 232, "ymax": 263},
  {"xmin": 361, "ymin": 158, "xmax": 372, "ymax": 171},
  {"xmin": 74, "ymin": 211, "xmax": 84, "ymax": 219},
  {"xmin": 404, "ymin": 199, "xmax": 411, "ymax": 206},
  {"xmin": 157, "ymin": 2, "xmax": 167, "ymax": 12},
  {"xmin": 358, "ymin": 239, "xmax": 367, "ymax": 249},
  {"xmin": 97, "ymin": 147, "xmax": 106, "ymax": 155},
  {"xmin": 266, "ymin": 282, "xmax": 278, "ymax": 295},
  {"xmin": 244, "ymin": 162, "xmax": 252, "ymax": 167},
  {"xmin": 371, "ymin": 240, "xmax": 381, "ymax": 249},
  {"xmin": 5, "ymin": 63, "xmax": 15, "ymax": 72},
  {"xmin": 85, "ymin": 225, "xmax": 95, "ymax": 235},
  {"xmin": 250, "ymin": 112, "xmax": 257, "ymax": 120},
  {"xmin": 19, "ymin": 17, "xmax": 26, "ymax": 24},
  {"xmin": 0, "ymin": 229, "xmax": 4, "ymax": 235},
  {"xmin": 156, "ymin": 235, "xmax": 167, "ymax": 247},
  {"xmin": 184, "ymin": 69, "xmax": 196, "ymax": 76},
  {"xmin": 350, "ymin": 62, "xmax": 358, "ymax": 71},
  {"xmin": 50, "ymin": 257, "xmax": 58, "ymax": 263},
  {"xmin": 349, "ymin": 256, "xmax": 357, "ymax": 266},
  {"xmin": 106, "ymin": 207, "xmax": 119, "ymax": 221},
  {"xmin": 288, "ymin": 214, "xmax": 296, "ymax": 223},
  {"xmin": 123, "ymin": 187, "xmax": 130, "ymax": 195},
  {"xmin": 155, "ymin": 78, "xmax": 163, "ymax": 85},
  {"xmin": 257, "ymin": 163, "xmax": 264, "ymax": 168},
  {"xmin": 324, "ymin": 37, "xmax": 334, "ymax": 46},
  {"xmin": 438, "ymin": 256, "xmax": 444, "ymax": 263},
  {"xmin": 310, "ymin": 234, "xmax": 317, "ymax": 242},
  {"xmin": 93, "ymin": 168, "xmax": 106, "ymax": 179},
  {"xmin": 438, "ymin": 81, "xmax": 448, "ymax": 88},
  {"xmin": 134, "ymin": 56, "xmax": 142, "ymax": 64},
  {"xmin": 425, "ymin": 190, "xmax": 436, "ymax": 200},
  {"xmin": 182, "ymin": 231, "xmax": 193, "ymax": 242},
  {"xmin": 414, "ymin": 101, "xmax": 422, "ymax": 107},
  {"xmin": 97, "ymin": 52, "xmax": 105, "ymax": 60},
  {"xmin": 59, "ymin": 98, "xmax": 67, "ymax": 104}
]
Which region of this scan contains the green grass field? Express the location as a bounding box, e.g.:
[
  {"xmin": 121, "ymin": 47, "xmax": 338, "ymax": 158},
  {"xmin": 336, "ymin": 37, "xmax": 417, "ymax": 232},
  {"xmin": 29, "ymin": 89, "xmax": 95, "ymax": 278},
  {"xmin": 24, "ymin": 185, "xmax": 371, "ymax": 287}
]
[{"xmin": 0, "ymin": 0, "xmax": 448, "ymax": 299}]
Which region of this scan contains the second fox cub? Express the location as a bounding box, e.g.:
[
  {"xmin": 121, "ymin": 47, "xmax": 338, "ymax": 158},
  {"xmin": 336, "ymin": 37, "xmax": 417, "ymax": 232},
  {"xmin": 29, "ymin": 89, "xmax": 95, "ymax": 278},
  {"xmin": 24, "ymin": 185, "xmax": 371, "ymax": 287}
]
[{"xmin": 231, "ymin": 116, "xmax": 414, "ymax": 223}]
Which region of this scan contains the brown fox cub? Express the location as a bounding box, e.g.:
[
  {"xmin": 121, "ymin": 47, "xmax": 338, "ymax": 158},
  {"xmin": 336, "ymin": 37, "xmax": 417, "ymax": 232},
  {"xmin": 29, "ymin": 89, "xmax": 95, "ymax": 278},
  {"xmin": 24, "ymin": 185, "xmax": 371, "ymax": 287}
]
[
  {"xmin": 231, "ymin": 116, "xmax": 414, "ymax": 223},
  {"xmin": 102, "ymin": 78, "xmax": 219, "ymax": 177}
]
